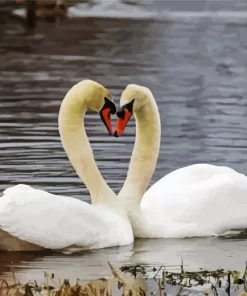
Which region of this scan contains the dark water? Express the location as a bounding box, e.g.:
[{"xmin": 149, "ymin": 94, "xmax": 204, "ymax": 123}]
[{"xmin": 1, "ymin": 0, "xmax": 247, "ymax": 285}]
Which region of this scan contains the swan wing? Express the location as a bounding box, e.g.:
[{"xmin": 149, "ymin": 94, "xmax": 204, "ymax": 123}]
[
  {"xmin": 142, "ymin": 164, "xmax": 239, "ymax": 207},
  {"xmin": 143, "ymin": 163, "xmax": 236, "ymax": 198},
  {"xmin": 0, "ymin": 185, "xmax": 132, "ymax": 250},
  {"xmin": 172, "ymin": 172, "xmax": 247, "ymax": 234},
  {"xmin": 141, "ymin": 165, "xmax": 247, "ymax": 237}
]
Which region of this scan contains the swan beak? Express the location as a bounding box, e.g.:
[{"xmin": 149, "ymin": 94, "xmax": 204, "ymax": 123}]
[
  {"xmin": 113, "ymin": 109, "xmax": 132, "ymax": 137},
  {"xmin": 99, "ymin": 97, "xmax": 116, "ymax": 136},
  {"xmin": 100, "ymin": 108, "xmax": 114, "ymax": 135}
]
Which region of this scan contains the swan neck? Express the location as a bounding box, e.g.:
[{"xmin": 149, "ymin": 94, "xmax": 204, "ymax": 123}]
[
  {"xmin": 119, "ymin": 96, "xmax": 161, "ymax": 204},
  {"xmin": 123, "ymin": 202, "xmax": 161, "ymax": 238},
  {"xmin": 58, "ymin": 93, "xmax": 116, "ymax": 206}
]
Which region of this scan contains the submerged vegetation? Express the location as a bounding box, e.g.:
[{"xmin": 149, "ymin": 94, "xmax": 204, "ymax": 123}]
[{"xmin": 1, "ymin": 262, "xmax": 247, "ymax": 296}]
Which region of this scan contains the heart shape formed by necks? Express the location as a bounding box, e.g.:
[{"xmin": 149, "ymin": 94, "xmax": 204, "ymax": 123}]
[{"xmin": 113, "ymin": 109, "xmax": 133, "ymax": 137}]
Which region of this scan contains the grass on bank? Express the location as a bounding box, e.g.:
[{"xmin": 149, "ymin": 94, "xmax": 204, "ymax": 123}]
[{"xmin": 1, "ymin": 261, "xmax": 247, "ymax": 296}]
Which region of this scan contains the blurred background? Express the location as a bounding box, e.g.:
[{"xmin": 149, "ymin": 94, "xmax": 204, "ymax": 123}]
[{"xmin": 1, "ymin": 0, "xmax": 247, "ymax": 284}]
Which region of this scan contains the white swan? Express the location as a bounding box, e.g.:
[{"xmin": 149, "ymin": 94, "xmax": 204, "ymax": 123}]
[
  {"xmin": 0, "ymin": 79, "xmax": 133, "ymax": 252},
  {"xmin": 114, "ymin": 84, "xmax": 247, "ymax": 238}
]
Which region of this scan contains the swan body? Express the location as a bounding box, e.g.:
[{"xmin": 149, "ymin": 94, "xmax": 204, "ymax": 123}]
[
  {"xmin": 141, "ymin": 163, "xmax": 247, "ymax": 238},
  {"xmin": 115, "ymin": 84, "xmax": 247, "ymax": 238},
  {"xmin": 0, "ymin": 80, "xmax": 133, "ymax": 252},
  {"xmin": 0, "ymin": 185, "xmax": 132, "ymax": 252}
]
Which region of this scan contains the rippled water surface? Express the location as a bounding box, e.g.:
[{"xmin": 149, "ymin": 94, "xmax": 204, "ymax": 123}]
[{"xmin": 1, "ymin": 0, "xmax": 247, "ymax": 284}]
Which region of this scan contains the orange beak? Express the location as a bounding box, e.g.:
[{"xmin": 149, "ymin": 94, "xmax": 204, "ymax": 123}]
[
  {"xmin": 113, "ymin": 109, "xmax": 132, "ymax": 137},
  {"xmin": 100, "ymin": 107, "xmax": 114, "ymax": 135}
]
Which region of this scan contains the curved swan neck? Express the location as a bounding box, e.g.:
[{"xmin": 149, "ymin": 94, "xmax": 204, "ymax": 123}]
[
  {"xmin": 118, "ymin": 93, "xmax": 161, "ymax": 205},
  {"xmin": 58, "ymin": 87, "xmax": 116, "ymax": 206}
]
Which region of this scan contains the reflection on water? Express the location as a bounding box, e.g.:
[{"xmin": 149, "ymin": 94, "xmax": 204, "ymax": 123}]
[
  {"xmin": 0, "ymin": 239, "xmax": 247, "ymax": 295},
  {"xmin": 1, "ymin": 0, "xmax": 247, "ymax": 285},
  {"xmin": 1, "ymin": 237, "xmax": 247, "ymax": 283}
]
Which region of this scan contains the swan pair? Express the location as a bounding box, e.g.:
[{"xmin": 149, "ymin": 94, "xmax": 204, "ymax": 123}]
[{"xmin": 1, "ymin": 79, "xmax": 247, "ymax": 252}]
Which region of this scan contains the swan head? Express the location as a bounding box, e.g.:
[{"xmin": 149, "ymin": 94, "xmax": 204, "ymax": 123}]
[
  {"xmin": 113, "ymin": 84, "xmax": 152, "ymax": 137},
  {"xmin": 66, "ymin": 80, "xmax": 116, "ymax": 135}
]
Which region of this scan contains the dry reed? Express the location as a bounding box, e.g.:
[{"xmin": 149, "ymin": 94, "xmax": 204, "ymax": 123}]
[{"xmin": 1, "ymin": 262, "xmax": 247, "ymax": 296}]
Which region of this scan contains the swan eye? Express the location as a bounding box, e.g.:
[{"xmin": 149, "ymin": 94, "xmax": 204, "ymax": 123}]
[
  {"xmin": 102, "ymin": 97, "xmax": 116, "ymax": 114},
  {"xmin": 119, "ymin": 99, "xmax": 135, "ymax": 117},
  {"xmin": 125, "ymin": 99, "xmax": 135, "ymax": 113}
]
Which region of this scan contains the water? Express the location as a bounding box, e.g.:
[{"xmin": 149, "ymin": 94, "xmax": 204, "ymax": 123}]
[
  {"xmin": 1, "ymin": 238, "xmax": 247, "ymax": 283},
  {"xmin": 1, "ymin": 0, "xmax": 247, "ymax": 286}
]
